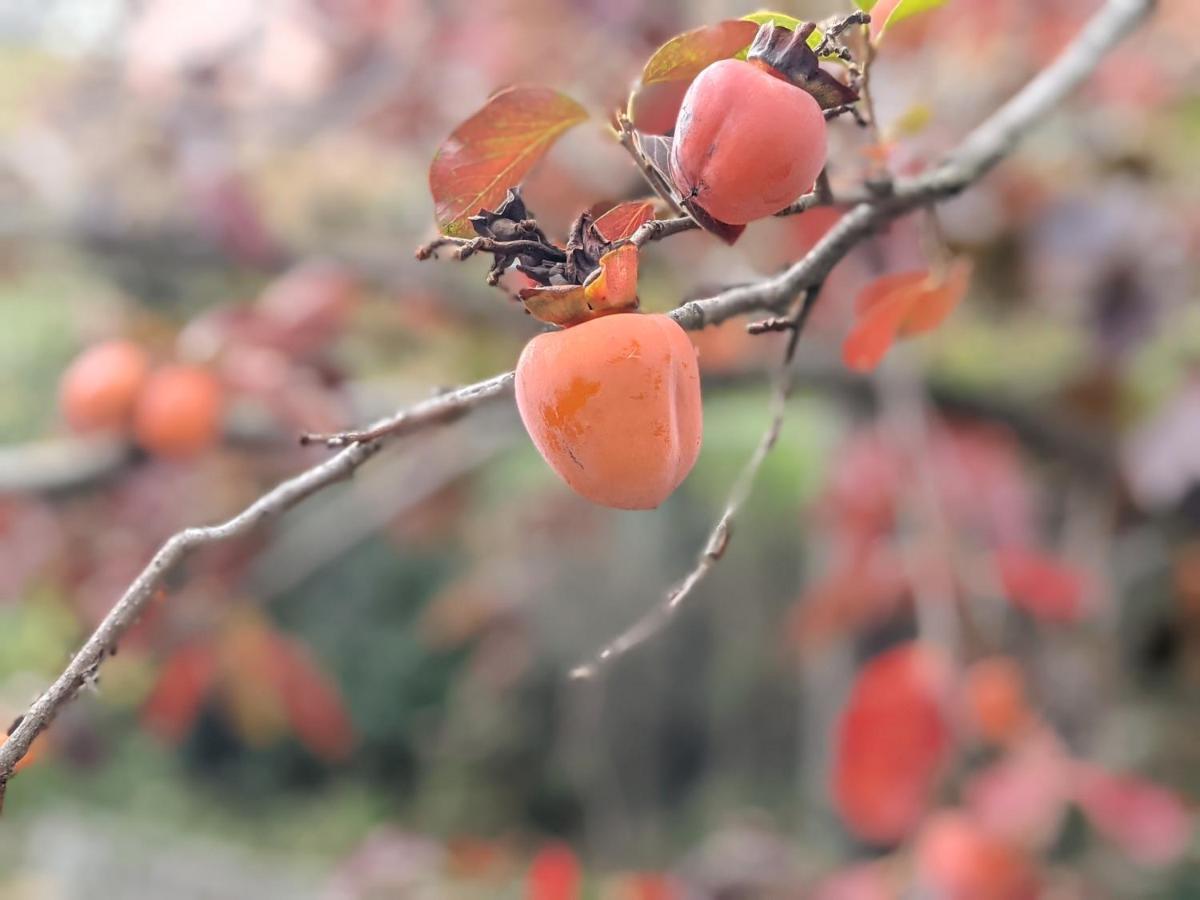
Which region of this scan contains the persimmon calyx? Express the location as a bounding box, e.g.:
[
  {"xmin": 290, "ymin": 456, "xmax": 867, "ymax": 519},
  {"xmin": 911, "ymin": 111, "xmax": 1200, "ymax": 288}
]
[{"xmin": 746, "ymin": 22, "xmax": 859, "ymax": 110}]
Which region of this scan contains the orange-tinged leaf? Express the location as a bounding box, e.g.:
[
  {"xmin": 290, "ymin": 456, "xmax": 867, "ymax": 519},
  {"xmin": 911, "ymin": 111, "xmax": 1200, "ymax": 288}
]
[
  {"xmin": 142, "ymin": 643, "xmax": 219, "ymax": 744},
  {"xmin": 519, "ymin": 245, "xmax": 639, "ymax": 326},
  {"xmin": 900, "ymin": 259, "xmax": 972, "ymax": 335},
  {"xmin": 628, "ymin": 20, "xmax": 759, "ymax": 133},
  {"xmin": 843, "ymin": 278, "xmax": 922, "ymax": 372},
  {"xmin": 843, "ymin": 261, "xmax": 972, "ymax": 372},
  {"xmin": 430, "ymin": 85, "xmax": 588, "ymax": 237},
  {"xmin": 641, "ymin": 20, "xmax": 759, "ymax": 85},
  {"xmin": 593, "ymin": 201, "xmax": 655, "ymax": 242},
  {"xmin": 584, "ymin": 245, "xmax": 638, "ymax": 308}
]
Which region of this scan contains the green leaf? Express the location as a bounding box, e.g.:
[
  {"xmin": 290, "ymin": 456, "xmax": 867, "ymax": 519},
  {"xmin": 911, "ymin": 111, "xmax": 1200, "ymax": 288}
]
[
  {"xmin": 855, "ymin": 0, "xmax": 879, "ymax": 10},
  {"xmin": 739, "ymin": 12, "xmax": 839, "ymax": 63},
  {"xmin": 877, "ymin": 0, "xmax": 949, "ymax": 38},
  {"xmin": 428, "ymin": 85, "xmax": 588, "ymax": 237},
  {"xmin": 741, "ymin": 11, "xmax": 822, "ymax": 49}
]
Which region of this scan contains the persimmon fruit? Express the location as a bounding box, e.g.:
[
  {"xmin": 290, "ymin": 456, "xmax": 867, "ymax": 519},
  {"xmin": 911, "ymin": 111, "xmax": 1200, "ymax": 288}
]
[
  {"xmin": 669, "ymin": 57, "xmax": 826, "ymax": 226},
  {"xmin": 133, "ymin": 364, "xmax": 224, "ymax": 459},
  {"xmin": 59, "ymin": 339, "xmax": 151, "ymax": 433},
  {"xmin": 514, "ymin": 313, "xmax": 702, "ymax": 510}
]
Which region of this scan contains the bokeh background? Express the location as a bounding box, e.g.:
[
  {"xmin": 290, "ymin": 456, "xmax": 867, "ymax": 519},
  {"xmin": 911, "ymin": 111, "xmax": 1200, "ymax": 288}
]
[{"xmin": 1, "ymin": 0, "xmax": 1199, "ymax": 897}]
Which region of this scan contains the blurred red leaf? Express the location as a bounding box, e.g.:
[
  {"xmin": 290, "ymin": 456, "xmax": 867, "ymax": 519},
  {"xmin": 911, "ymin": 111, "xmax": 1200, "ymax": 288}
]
[
  {"xmin": 527, "ymin": 843, "xmax": 581, "ymax": 900},
  {"xmin": 832, "ymin": 643, "xmax": 952, "ymax": 844},
  {"xmin": 995, "ymin": 547, "xmax": 1088, "ymax": 622},
  {"xmin": 269, "ymin": 635, "xmax": 357, "ymax": 763},
  {"xmin": 842, "ymin": 260, "xmax": 972, "ymax": 372},
  {"xmin": 141, "ymin": 643, "xmax": 219, "ymax": 744},
  {"xmin": 429, "ymin": 85, "xmax": 588, "ymax": 237},
  {"xmin": 915, "ymin": 810, "xmax": 1039, "ymax": 900},
  {"xmin": 1073, "ymin": 765, "xmax": 1194, "ymax": 867},
  {"xmin": 789, "ymin": 545, "xmax": 910, "ymax": 651},
  {"xmin": 627, "ymin": 20, "xmax": 758, "ymax": 133},
  {"xmin": 614, "ymin": 872, "xmax": 680, "ymax": 900},
  {"xmin": 965, "ymin": 731, "xmax": 1072, "ymax": 850},
  {"xmin": 593, "ymin": 200, "xmax": 655, "ymax": 242},
  {"xmin": 810, "ymin": 862, "xmax": 895, "ymax": 900}
]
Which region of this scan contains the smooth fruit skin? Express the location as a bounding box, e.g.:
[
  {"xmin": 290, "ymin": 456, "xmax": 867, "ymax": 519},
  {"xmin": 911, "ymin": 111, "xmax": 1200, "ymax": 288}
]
[
  {"xmin": 670, "ymin": 58, "xmax": 826, "ymax": 225},
  {"xmin": 133, "ymin": 364, "xmax": 224, "ymax": 459},
  {"xmin": 515, "ymin": 313, "xmax": 702, "ymax": 510},
  {"xmin": 59, "ymin": 339, "xmax": 151, "ymax": 433}
]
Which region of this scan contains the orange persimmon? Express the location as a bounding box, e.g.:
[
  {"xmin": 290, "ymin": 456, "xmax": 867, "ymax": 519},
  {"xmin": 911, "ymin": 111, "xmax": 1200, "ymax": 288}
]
[
  {"xmin": 59, "ymin": 339, "xmax": 151, "ymax": 433},
  {"xmin": 670, "ymin": 57, "xmax": 826, "ymax": 225},
  {"xmin": 514, "ymin": 313, "xmax": 702, "ymax": 510},
  {"xmin": 133, "ymin": 364, "xmax": 224, "ymax": 459}
]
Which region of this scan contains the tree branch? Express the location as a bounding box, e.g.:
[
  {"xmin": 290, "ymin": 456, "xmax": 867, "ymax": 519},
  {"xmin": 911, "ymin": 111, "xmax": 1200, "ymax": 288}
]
[{"xmin": 0, "ymin": 0, "xmax": 1154, "ymax": 808}]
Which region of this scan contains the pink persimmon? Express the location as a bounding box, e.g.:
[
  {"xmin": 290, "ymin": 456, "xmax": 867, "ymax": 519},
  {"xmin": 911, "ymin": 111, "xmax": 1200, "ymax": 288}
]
[{"xmin": 669, "ymin": 58, "xmax": 826, "ymax": 225}]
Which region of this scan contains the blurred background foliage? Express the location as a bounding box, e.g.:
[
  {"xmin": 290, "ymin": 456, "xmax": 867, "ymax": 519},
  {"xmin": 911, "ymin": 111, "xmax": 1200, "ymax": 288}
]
[{"xmin": 1, "ymin": 0, "xmax": 1199, "ymax": 897}]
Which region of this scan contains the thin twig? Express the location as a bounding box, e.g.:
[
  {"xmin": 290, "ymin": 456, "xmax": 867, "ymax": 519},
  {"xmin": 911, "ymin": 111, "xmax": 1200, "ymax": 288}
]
[
  {"xmin": 570, "ymin": 286, "xmax": 820, "ymax": 680},
  {"xmin": 0, "ymin": 0, "xmax": 1155, "ymax": 803}
]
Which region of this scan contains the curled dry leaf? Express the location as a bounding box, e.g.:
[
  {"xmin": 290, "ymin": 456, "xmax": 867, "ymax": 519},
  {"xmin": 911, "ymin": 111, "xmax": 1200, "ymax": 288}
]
[
  {"xmin": 429, "ymin": 85, "xmax": 588, "ymax": 237},
  {"xmin": 519, "ymin": 244, "xmax": 639, "ymax": 326},
  {"xmin": 842, "ymin": 258, "xmax": 972, "ymax": 372}
]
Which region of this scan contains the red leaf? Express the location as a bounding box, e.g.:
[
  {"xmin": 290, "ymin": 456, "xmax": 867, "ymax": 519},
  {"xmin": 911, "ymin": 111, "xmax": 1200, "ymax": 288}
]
[
  {"xmin": 627, "ymin": 20, "xmax": 759, "ymax": 134},
  {"xmin": 915, "ymin": 811, "xmax": 1039, "ymax": 899},
  {"xmin": 527, "ymin": 843, "xmax": 581, "ymax": 900},
  {"xmin": 429, "ymin": 85, "xmax": 588, "ymax": 237},
  {"xmin": 965, "ymin": 731, "xmax": 1072, "ymax": 850},
  {"xmin": 593, "ymin": 201, "xmax": 655, "ymax": 242},
  {"xmin": 842, "ymin": 260, "xmax": 972, "ymax": 372},
  {"xmin": 832, "ymin": 643, "xmax": 953, "ymax": 844},
  {"xmin": 789, "ymin": 545, "xmax": 911, "ymax": 651},
  {"xmin": 142, "ymin": 643, "xmax": 219, "ymax": 744},
  {"xmin": 270, "ymin": 635, "xmax": 356, "ymax": 763},
  {"xmin": 995, "ymin": 547, "xmax": 1088, "ymax": 623},
  {"xmin": 1073, "ymin": 765, "xmax": 1194, "ymax": 867},
  {"xmin": 614, "ymin": 873, "xmax": 680, "ymax": 900}
]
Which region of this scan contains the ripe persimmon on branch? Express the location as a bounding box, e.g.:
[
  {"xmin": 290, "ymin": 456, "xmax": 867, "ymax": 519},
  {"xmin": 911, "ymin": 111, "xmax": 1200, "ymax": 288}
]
[{"xmin": 0, "ymin": 0, "xmax": 1156, "ymax": 814}]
